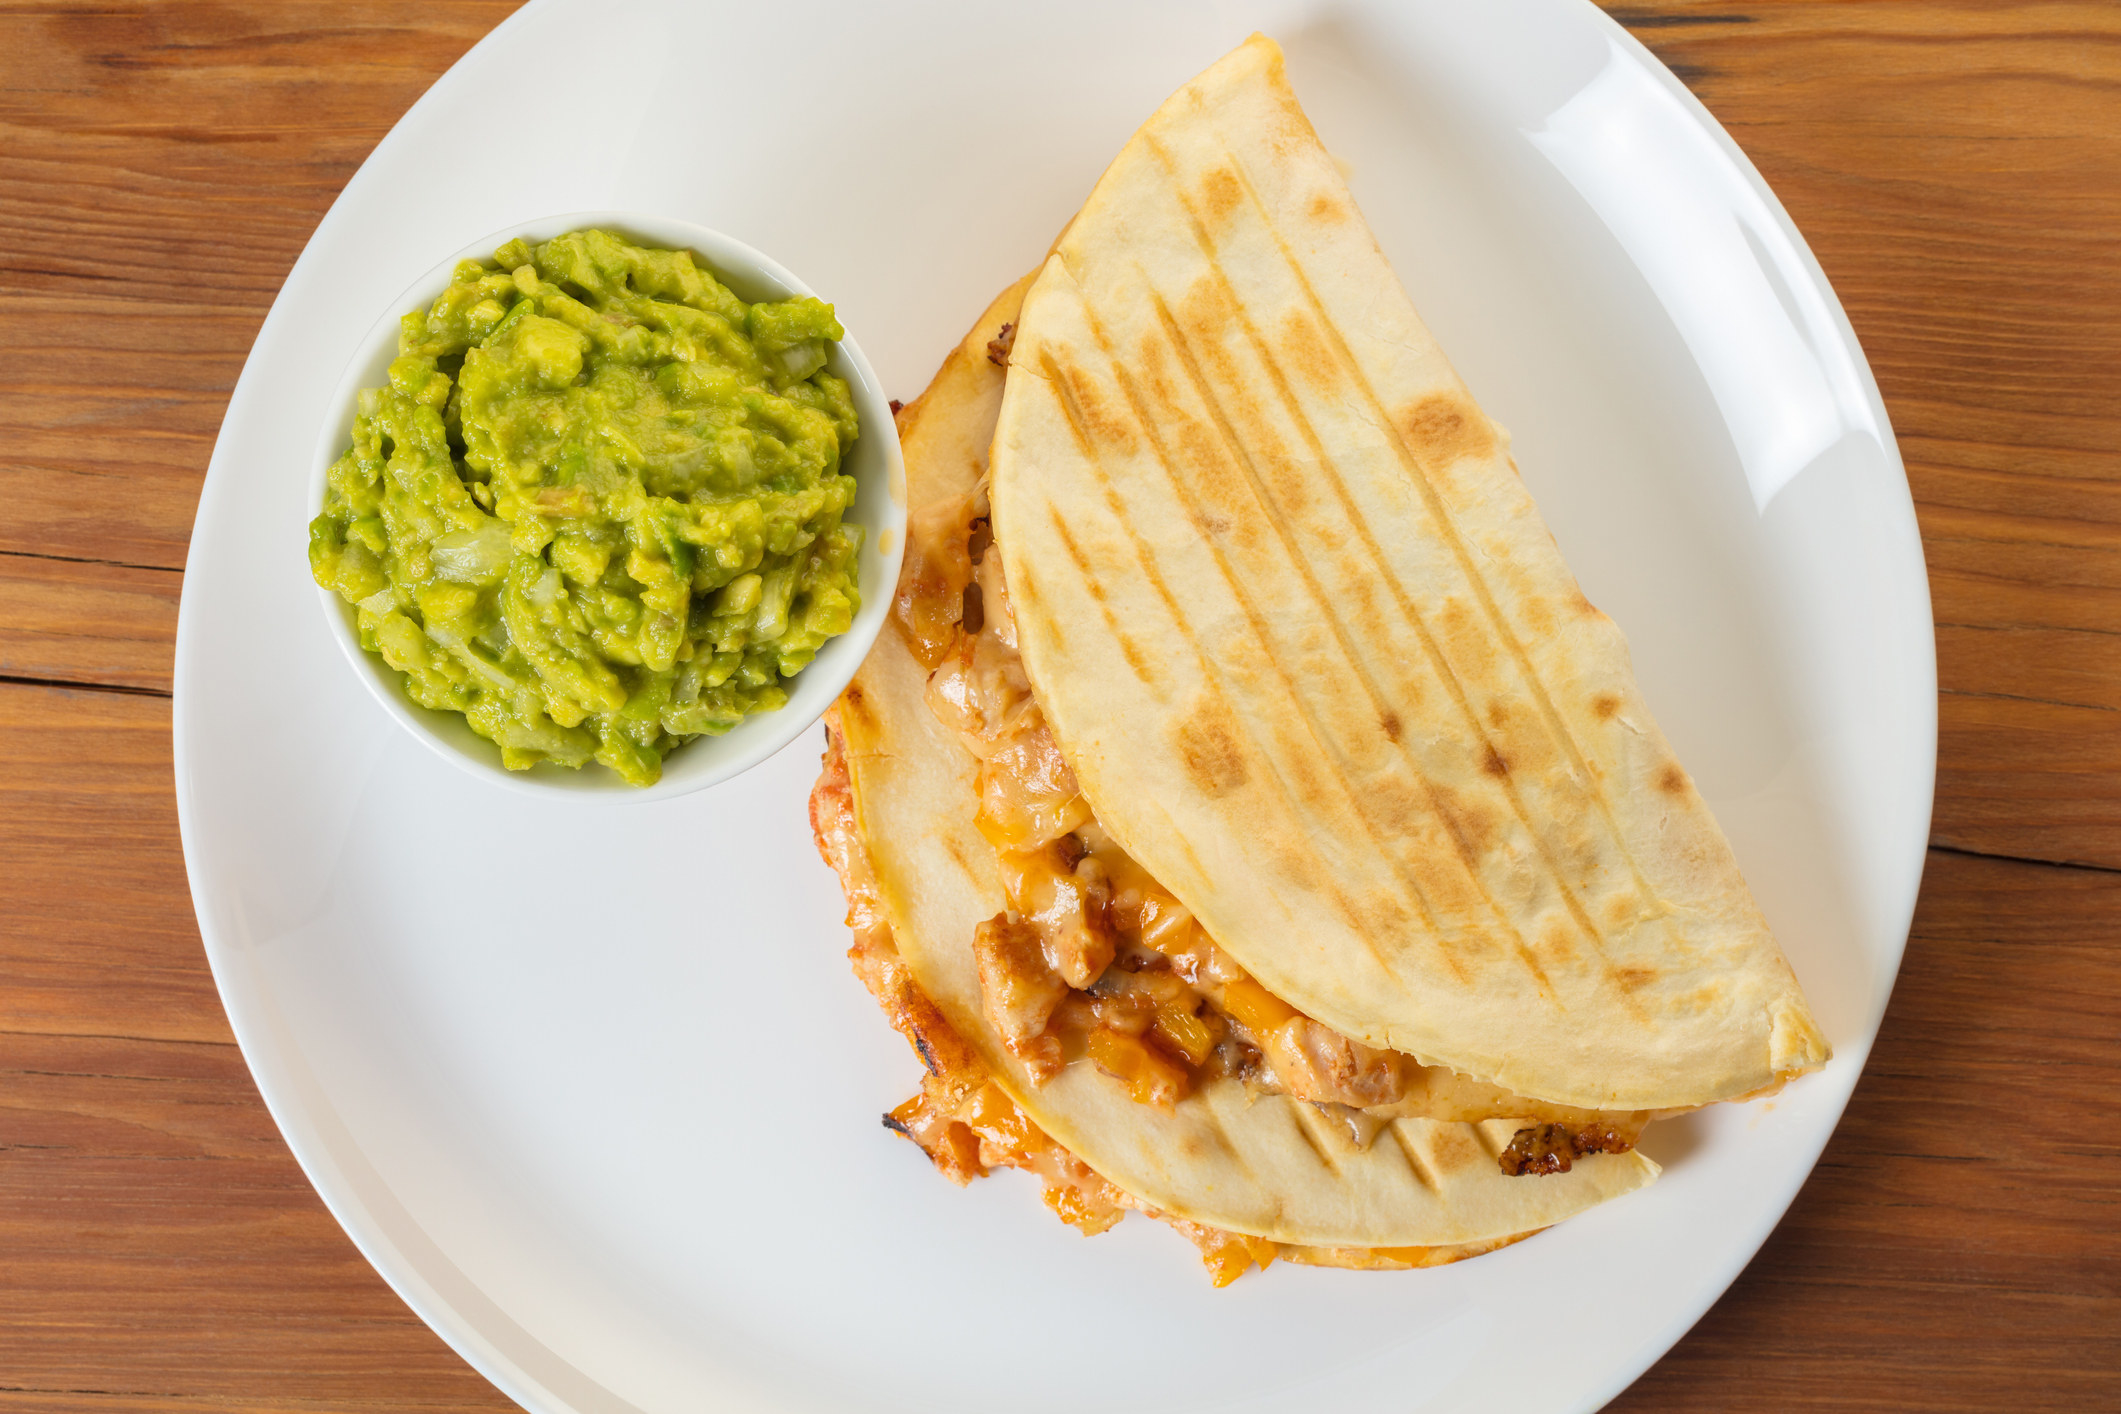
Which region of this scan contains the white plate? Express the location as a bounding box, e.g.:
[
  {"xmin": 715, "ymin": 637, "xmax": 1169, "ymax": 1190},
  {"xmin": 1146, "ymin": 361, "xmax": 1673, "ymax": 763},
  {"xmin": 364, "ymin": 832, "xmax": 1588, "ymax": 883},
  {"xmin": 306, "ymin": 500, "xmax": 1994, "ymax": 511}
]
[{"xmin": 175, "ymin": 2, "xmax": 1936, "ymax": 1411}]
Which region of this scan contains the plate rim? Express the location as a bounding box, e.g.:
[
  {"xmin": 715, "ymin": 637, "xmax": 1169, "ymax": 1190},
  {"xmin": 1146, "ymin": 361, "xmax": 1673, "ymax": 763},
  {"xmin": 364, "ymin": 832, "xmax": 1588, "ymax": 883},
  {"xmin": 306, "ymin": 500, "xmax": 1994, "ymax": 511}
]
[
  {"xmin": 174, "ymin": 3, "xmax": 610, "ymax": 1408},
  {"xmin": 1568, "ymin": 6, "xmax": 1937, "ymax": 1394}
]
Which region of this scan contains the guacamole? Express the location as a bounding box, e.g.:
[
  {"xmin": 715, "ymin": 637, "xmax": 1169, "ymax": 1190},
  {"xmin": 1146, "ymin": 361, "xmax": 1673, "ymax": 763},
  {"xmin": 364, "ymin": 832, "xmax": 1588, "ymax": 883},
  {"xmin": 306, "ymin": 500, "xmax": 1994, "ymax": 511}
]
[{"xmin": 309, "ymin": 229, "xmax": 863, "ymax": 785}]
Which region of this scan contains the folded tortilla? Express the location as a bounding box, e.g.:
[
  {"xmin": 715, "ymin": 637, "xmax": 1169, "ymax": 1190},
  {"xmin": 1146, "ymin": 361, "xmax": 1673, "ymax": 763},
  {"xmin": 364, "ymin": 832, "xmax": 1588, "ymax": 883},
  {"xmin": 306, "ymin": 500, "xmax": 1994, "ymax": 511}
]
[
  {"xmin": 829, "ymin": 277, "xmax": 1657, "ymax": 1251},
  {"xmin": 988, "ymin": 35, "xmax": 1829, "ymax": 1112}
]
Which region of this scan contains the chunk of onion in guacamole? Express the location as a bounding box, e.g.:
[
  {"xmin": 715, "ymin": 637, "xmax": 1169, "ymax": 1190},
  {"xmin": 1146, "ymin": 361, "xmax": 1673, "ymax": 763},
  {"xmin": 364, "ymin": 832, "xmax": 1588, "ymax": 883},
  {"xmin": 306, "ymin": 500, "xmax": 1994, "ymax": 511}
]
[{"xmin": 309, "ymin": 229, "xmax": 864, "ymax": 785}]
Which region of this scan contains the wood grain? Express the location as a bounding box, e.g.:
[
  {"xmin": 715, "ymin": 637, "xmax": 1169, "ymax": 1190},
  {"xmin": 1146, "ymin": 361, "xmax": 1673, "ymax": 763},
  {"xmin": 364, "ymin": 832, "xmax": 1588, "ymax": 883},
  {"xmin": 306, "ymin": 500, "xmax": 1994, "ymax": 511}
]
[
  {"xmin": 0, "ymin": 1, "xmax": 2115, "ymax": 1411},
  {"xmin": 0, "ymin": 684, "xmax": 223, "ymax": 1045}
]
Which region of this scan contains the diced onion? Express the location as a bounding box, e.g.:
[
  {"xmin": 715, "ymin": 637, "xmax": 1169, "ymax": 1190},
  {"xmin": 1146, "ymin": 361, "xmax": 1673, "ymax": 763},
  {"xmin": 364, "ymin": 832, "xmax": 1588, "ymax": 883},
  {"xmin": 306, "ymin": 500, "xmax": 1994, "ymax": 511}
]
[{"xmin": 429, "ymin": 519, "xmax": 514, "ymax": 585}]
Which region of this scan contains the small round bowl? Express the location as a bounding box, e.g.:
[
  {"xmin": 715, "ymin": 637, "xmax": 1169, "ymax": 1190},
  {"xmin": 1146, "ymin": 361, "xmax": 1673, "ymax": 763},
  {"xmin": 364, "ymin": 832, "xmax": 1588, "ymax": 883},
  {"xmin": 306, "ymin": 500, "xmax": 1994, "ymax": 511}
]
[{"xmin": 310, "ymin": 211, "xmax": 906, "ymax": 801}]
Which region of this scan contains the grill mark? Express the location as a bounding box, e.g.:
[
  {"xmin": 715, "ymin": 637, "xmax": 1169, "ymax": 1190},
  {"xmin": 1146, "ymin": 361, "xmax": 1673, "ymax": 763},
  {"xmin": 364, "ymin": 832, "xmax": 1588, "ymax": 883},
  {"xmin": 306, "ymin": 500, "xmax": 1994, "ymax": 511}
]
[
  {"xmin": 1060, "ymin": 305, "xmax": 1478, "ymax": 991},
  {"xmin": 1471, "ymin": 1120, "xmax": 1510, "ymax": 1163},
  {"xmin": 940, "ymin": 834, "xmax": 979, "ymax": 883},
  {"xmin": 1207, "ymin": 144, "xmax": 1663, "ymax": 955},
  {"xmin": 1143, "ymin": 282, "xmax": 1545, "ymax": 982},
  {"xmin": 1195, "ymin": 1086, "xmax": 1257, "ymax": 1182},
  {"xmin": 1050, "ymin": 514, "xmax": 1158, "ymax": 686},
  {"xmin": 1388, "ymin": 1121, "xmax": 1441, "ymax": 1194},
  {"xmin": 1285, "ymin": 1102, "xmax": 1342, "ymax": 1173},
  {"xmin": 838, "ymin": 683, "xmax": 880, "ymax": 739},
  {"xmin": 1037, "ymin": 348, "xmax": 1384, "ymax": 954}
]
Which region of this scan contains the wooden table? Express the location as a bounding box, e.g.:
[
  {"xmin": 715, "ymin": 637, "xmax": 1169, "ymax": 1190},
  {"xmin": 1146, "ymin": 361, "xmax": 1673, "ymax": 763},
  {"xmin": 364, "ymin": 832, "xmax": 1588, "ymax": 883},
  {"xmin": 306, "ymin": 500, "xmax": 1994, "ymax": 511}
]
[{"xmin": 2, "ymin": 2, "xmax": 2115, "ymax": 1408}]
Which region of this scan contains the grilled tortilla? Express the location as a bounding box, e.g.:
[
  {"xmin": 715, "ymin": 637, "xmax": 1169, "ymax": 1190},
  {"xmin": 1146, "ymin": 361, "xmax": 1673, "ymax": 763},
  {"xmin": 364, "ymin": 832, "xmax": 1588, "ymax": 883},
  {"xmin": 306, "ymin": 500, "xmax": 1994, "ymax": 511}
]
[
  {"xmin": 819, "ymin": 277, "xmax": 1658, "ymax": 1259},
  {"xmin": 988, "ymin": 35, "xmax": 1829, "ymax": 1113}
]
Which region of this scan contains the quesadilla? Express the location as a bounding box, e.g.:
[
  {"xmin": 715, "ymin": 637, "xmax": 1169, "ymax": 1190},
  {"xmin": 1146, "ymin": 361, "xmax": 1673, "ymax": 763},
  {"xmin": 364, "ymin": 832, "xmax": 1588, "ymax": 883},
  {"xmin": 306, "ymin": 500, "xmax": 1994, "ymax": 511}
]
[
  {"xmin": 812, "ymin": 276, "xmax": 1656, "ymax": 1284},
  {"xmin": 985, "ymin": 35, "xmax": 1829, "ymax": 1115},
  {"xmin": 812, "ymin": 32, "xmax": 1826, "ymax": 1281}
]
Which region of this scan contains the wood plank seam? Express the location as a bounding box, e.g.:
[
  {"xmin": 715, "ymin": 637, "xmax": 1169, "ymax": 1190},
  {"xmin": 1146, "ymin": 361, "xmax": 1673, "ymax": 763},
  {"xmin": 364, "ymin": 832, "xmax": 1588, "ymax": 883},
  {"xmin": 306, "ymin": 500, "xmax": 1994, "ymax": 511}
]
[
  {"xmin": 0, "ymin": 673, "xmax": 169, "ymax": 699},
  {"xmin": 1602, "ymin": 9, "xmax": 1758, "ymax": 27},
  {"xmin": 1926, "ymin": 842, "xmax": 2121, "ymax": 878},
  {"xmin": 0, "ymin": 549, "xmax": 184, "ymax": 578},
  {"xmin": 1942, "ymin": 686, "xmax": 2117, "ymax": 715}
]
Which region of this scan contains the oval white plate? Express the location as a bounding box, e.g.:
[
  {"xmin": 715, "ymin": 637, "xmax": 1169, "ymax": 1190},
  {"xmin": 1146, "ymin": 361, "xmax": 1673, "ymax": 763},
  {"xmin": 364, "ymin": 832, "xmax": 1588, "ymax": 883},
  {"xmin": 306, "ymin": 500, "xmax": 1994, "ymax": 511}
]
[{"xmin": 175, "ymin": 3, "xmax": 1936, "ymax": 1412}]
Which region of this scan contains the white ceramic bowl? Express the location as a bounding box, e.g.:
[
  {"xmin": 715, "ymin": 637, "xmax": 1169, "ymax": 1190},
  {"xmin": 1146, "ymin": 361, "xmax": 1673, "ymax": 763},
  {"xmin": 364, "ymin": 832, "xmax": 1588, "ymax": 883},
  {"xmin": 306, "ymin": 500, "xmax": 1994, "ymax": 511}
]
[{"xmin": 310, "ymin": 211, "xmax": 906, "ymax": 801}]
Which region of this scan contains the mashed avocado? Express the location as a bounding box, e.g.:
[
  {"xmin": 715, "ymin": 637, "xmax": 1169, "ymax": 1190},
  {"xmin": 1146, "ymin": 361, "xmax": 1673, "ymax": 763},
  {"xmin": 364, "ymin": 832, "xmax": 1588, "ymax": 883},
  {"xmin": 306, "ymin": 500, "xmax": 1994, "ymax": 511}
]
[{"xmin": 310, "ymin": 229, "xmax": 862, "ymax": 785}]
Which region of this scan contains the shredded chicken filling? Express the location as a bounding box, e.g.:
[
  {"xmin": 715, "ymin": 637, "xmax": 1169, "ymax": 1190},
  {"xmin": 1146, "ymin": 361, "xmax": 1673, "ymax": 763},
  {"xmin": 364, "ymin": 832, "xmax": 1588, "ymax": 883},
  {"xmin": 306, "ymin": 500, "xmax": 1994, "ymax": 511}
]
[{"xmin": 895, "ymin": 489, "xmax": 1638, "ymax": 1175}]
